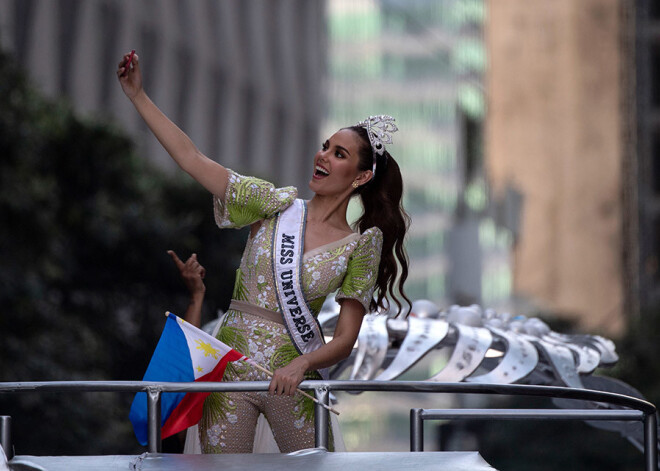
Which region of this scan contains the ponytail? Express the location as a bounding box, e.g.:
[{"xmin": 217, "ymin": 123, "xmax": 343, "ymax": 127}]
[{"xmin": 346, "ymin": 126, "xmax": 412, "ymax": 315}]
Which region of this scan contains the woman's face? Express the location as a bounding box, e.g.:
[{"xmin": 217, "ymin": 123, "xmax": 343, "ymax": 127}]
[{"xmin": 309, "ymin": 128, "xmax": 370, "ymax": 196}]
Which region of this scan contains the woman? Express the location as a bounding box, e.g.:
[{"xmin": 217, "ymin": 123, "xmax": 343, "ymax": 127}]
[{"xmin": 117, "ymin": 52, "xmax": 410, "ymax": 453}]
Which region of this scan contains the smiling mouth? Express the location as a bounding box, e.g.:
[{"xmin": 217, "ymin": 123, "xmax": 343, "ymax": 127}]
[{"xmin": 314, "ymin": 165, "xmax": 330, "ymax": 179}]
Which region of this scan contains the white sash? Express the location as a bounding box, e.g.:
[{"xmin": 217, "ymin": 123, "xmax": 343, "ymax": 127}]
[{"xmin": 272, "ymin": 199, "xmax": 328, "ymax": 379}]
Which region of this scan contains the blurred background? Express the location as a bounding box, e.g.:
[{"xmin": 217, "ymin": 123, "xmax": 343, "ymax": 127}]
[{"xmin": 0, "ymin": 1, "xmax": 657, "ymax": 469}]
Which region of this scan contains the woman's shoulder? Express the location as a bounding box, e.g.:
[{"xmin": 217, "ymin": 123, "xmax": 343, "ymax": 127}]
[
  {"xmin": 226, "ymin": 169, "xmax": 298, "ymax": 198},
  {"xmin": 354, "ymin": 226, "xmax": 383, "ymax": 251},
  {"xmin": 215, "ymin": 169, "xmax": 298, "ymax": 229},
  {"xmin": 359, "ymin": 226, "xmax": 383, "ymax": 240}
]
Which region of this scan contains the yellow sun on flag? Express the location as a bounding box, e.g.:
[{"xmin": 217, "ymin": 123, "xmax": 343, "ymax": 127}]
[{"xmin": 195, "ymin": 339, "xmax": 220, "ymax": 359}]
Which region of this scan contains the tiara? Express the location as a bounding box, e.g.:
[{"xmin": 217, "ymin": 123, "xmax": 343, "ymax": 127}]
[{"xmin": 356, "ymin": 115, "xmax": 398, "ymax": 176}]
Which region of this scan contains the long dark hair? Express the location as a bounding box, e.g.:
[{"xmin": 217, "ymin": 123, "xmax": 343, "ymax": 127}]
[{"xmin": 347, "ymin": 125, "xmax": 412, "ymax": 315}]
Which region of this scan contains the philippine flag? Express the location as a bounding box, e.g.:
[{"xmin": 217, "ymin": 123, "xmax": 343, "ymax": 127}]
[{"xmin": 129, "ymin": 312, "xmax": 247, "ymax": 445}]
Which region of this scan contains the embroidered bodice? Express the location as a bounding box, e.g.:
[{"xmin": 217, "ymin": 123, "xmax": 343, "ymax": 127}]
[{"xmin": 213, "ymin": 170, "xmax": 383, "ymax": 316}]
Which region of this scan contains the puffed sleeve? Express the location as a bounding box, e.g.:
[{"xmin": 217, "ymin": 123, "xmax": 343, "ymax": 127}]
[
  {"xmin": 335, "ymin": 227, "xmax": 383, "ymax": 312},
  {"xmin": 213, "ymin": 169, "xmax": 298, "ymax": 229}
]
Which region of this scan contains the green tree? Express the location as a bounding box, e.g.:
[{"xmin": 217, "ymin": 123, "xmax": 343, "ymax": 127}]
[{"xmin": 0, "ymin": 51, "xmax": 246, "ymax": 454}]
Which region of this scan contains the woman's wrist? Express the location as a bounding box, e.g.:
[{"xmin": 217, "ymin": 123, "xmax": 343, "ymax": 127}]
[
  {"xmin": 129, "ymin": 88, "xmax": 148, "ymax": 105},
  {"xmin": 189, "ymin": 291, "xmax": 205, "ymax": 305},
  {"xmin": 295, "ymin": 355, "xmax": 311, "ymax": 373}
]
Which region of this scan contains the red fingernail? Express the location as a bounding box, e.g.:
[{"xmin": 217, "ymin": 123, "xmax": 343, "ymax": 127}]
[{"xmin": 126, "ymin": 50, "xmax": 135, "ymax": 69}]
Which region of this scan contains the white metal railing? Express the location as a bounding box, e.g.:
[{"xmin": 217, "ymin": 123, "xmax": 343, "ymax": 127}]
[{"xmin": 0, "ymin": 380, "xmax": 657, "ymax": 470}]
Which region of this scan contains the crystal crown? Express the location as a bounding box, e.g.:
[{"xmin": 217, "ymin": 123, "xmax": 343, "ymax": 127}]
[{"xmin": 356, "ymin": 115, "xmax": 398, "ymax": 156}]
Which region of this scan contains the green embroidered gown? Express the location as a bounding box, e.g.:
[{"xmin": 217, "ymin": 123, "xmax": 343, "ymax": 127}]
[{"xmin": 199, "ymin": 170, "xmax": 382, "ymax": 453}]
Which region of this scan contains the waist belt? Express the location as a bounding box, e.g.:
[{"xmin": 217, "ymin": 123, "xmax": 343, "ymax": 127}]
[{"xmin": 228, "ymin": 299, "xmax": 284, "ymax": 325}]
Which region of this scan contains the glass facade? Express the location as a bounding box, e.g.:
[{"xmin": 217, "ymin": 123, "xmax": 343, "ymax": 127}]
[{"xmin": 325, "ymin": 0, "xmax": 509, "ymax": 308}]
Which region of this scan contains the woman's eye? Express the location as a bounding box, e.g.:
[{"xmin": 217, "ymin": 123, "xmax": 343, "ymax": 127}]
[
  {"xmin": 321, "ymin": 141, "xmax": 329, "ymax": 150},
  {"xmin": 335, "ymin": 151, "xmax": 344, "ymax": 158}
]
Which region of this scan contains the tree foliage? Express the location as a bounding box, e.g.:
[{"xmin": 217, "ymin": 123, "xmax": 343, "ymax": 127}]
[{"xmin": 0, "ymin": 51, "xmax": 246, "ymax": 454}]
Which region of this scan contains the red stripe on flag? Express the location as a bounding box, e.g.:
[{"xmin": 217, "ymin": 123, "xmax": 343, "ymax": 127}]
[{"xmin": 161, "ymin": 349, "xmax": 246, "ymax": 439}]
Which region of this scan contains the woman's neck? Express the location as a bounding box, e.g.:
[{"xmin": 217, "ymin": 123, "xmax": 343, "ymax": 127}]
[{"xmin": 307, "ymin": 193, "xmax": 352, "ymax": 229}]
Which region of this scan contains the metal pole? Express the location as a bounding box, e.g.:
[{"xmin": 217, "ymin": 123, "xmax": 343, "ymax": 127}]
[
  {"xmin": 644, "ymin": 412, "xmax": 657, "ymax": 471},
  {"xmin": 146, "ymin": 388, "xmax": 162, "ymax": 453},
  {"xmin": 410, "ymin": 408, "xmax": 423, "ymax": 451},
  {"xmin": 314, "ymin": 387, "xmax": 330, "ymax": 450},
  {"xmin": 415, "ymin": 408, "xmax": 643, "ymax": 421},
  {"xmin": 0, "ymin": 416, "xmax": 11, "ymax": 460}
]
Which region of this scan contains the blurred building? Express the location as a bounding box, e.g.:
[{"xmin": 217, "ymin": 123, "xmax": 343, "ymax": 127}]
[
  {"xmin": 485, "ymin": 0, "xmax": 632, "ymax": 335},
  {"xmin": 635, "ymin": 0, "xmax": 660, "ymax": 317},
  {"xmin": 0, "ymin": 0, "xmax": 325, "ymax": 189},
  {"xmin": 326, "ymin": 0, "xmax": 511, "ymax": 309},
  {"xmin": 0, "ymin": 0, "xmax": 514, "ymax": 312}
]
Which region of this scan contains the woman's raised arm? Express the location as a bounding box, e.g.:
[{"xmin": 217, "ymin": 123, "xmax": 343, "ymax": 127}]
[{"xmin": 117, "ymin": 51, "xmax": 229, "ymax": 200}]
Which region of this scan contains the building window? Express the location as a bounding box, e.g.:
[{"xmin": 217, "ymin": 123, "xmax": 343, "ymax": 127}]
[
  {"xmin": 139, "ymin": 27, "xmax": 159, "ymax": 96},
  {"xmin": 652, "ymin": 131, "xmax": 660, "ymax": 196},
  {"xmin": 650, "ymin": 43, "xmax": 660, "ymax": 108},
  {"xmin": 651, "ymin": 217, "xmax": 660, "ymax": 279},
  {"xmin": 207, "ymin": 67, "xmax": 227, "ymax": 162},
  {"xmin": 174, "ymin": 45, "xmax": 193, "ymax": 129},
  {"xmin": 99, "ymin": 2, "xmax": 120, "ymax": 110},
  {"xmin": 238, "ymin": 84, "xmax": 256, "ymax": 170},
  {"xmin": 57, "ymin": 0, "xmax": 82, "ymax": 96},
  {"xmin": 459, "ymin": 108, "xmax": 483, "ymax": 184},
  {"xmin": 650, "ymin": 0, "xmax": 660, "ymax": 20},
  {"xmin": 175, "ymin": 0, "xmax": 193, "ymax": 34},
  {"xmin": 269, "ymin": 104, "xmax": 286, "ymax": 183},
  {"xmin": 13, "ymin": 0, "xmax": 36, "ymax": 66}
]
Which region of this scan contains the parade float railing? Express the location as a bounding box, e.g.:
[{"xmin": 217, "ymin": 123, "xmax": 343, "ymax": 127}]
[{"xmin": 0, "ymin": 380, "xmax": 656, "ymax": 470}]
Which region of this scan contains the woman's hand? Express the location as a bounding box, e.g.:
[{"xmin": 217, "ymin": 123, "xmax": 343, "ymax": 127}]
[
  {"xmin": 168, "ymin": 250, "xmax": 206, "ymax": 327},
  {"xmin": 168, "ymin": 250, "xmax": 206, "ymax": 297},
  {"xmin": 117, "ymin": 51, "xmax": 143, "ymax": 100},
  {"xmin": 265, "ymin": 299, "xmax": 364, "ymax": 397},
  {"xmin": 268, "ymin": 356, "xmax": 310, "ymax": 396}
]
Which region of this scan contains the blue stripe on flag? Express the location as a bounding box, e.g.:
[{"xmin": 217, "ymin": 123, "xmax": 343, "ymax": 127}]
[{"xmin": 129, "ymin": 314, "xmax": 195, "ymax": 445}]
